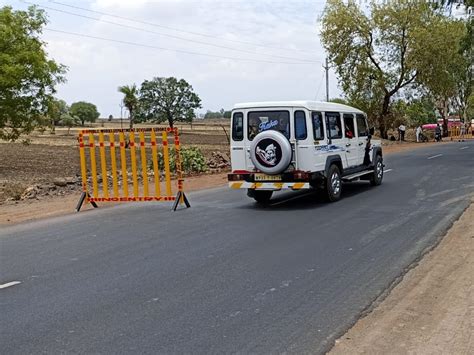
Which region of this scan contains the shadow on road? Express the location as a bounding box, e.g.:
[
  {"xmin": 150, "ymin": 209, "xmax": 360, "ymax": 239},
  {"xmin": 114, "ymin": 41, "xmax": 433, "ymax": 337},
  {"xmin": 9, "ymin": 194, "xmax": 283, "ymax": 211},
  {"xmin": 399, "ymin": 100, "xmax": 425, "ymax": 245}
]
[{"xmin": 239, "ymin": 181, "xmax": 374, "ymax": 211}]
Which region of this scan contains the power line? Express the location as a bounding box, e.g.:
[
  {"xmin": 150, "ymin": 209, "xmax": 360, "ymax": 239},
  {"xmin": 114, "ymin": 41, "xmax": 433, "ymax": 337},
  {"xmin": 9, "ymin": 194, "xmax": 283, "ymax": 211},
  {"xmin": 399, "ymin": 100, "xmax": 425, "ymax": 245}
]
[
  {"xmin": 31, "ymin": 1, "xmax": 320, "ymax": 63},
  {"xmin": 314, "ymin": 69, "xmax": 324, "ymax": 100},
  {"xmin": 25, "ymin": 1, "xmax": 321, "ymax": 64},
  {"xmin": 44, "ymin": 28, "xmax": 319, "ymax": 65},
  {"xmin": 45, "ymin": 0, "xmax": 322, "ymax": 55}
]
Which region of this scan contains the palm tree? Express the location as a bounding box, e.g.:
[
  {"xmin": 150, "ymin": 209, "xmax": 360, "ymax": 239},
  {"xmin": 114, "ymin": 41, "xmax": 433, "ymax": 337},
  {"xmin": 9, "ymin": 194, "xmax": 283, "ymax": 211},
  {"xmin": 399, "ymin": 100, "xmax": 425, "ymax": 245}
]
[{"xmin": 118, "ymin": 84, "xmax": 139, "ymax": 129}]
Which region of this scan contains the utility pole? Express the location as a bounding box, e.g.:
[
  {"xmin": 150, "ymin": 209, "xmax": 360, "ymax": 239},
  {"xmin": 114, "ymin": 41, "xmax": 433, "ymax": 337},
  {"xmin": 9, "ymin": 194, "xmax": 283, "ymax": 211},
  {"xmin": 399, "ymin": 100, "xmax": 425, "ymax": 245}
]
[
  {"xmin": 119, "ymin": 101, "xmax": 124, "ymax": 129},
  {"xmin": 323, "ymin": 57, "xmax": 330, "ymax": 102}
]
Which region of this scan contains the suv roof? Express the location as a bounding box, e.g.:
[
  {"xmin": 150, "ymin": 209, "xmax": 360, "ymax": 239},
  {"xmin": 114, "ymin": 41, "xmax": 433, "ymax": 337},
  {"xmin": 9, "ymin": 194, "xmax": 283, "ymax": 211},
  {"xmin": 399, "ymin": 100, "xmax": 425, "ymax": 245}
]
[{"xmin": 233, "ymin": 100, "xmax": 364, "ymax": 114}]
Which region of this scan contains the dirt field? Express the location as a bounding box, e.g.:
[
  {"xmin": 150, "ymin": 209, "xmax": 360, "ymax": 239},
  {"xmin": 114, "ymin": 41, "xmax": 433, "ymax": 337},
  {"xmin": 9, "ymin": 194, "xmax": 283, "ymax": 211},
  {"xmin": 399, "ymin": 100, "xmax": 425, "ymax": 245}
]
[
  {"xmin": 330, "ymin": 201, "xmax": 474, "ymax": 355},
  {"xmin": 0, "ymin": 143, "xmax": 78, "ymax": 202}
]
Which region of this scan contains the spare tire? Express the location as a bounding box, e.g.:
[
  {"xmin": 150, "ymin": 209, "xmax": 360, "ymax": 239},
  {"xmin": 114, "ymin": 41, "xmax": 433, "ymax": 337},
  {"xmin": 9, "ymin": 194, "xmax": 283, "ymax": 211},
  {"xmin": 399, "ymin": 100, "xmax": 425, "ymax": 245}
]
[{"xmin": 250, "ymin": 130, "xmax": 292, "ymax": 174}]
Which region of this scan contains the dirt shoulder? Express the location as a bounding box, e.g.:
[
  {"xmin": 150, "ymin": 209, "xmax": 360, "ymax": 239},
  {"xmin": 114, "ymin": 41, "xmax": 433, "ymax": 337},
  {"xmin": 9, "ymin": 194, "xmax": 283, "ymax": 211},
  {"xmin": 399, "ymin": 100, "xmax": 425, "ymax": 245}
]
[
  {"xmin": 0, "ymin": 141, "xmax": 445, "ymax": 226},
  {"xmin": 329, "ymin": 201, "xmax": 474, "ymax": 355}
]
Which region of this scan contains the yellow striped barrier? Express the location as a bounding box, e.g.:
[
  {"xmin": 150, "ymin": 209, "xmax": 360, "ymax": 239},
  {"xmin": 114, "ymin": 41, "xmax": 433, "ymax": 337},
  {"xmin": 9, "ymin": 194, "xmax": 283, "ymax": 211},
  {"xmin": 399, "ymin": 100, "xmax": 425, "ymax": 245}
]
[
  {"xmin": 76, "ymin": 127, "xmax": 190, "ymax": 212},
  {"xmin": 449, "ymin": 125, "xmax": 473, "ymax": 141}
]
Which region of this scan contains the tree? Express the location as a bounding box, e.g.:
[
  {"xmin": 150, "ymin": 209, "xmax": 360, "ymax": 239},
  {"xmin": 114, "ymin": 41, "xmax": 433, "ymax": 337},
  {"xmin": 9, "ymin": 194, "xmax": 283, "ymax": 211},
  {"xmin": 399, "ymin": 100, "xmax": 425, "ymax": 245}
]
[
  {"xmin": 204, "ymin": 110, "xmax": 223, "ymax": 119},
  {"xmin": 0, "ymin": 6, "xmax": 66, "ymax": 141},
  {"xmin": 136, "ymin": 77, "xmax": 201, "ymax": 128},
  {"xmin": 413, "ymin": 16, "xmax": 466, "ymax": 135},
  {"xmin": 203, "ymin": 109, "xmax": 231, "ymax": 119},
  {"xmin": 451, "ymin": 3, "xmax": 473, "ymax": 125},
  {"xmin": 70, "ymin": 101, "xmax": 100, "ymax": 126},
  {"xmin": 392, "ymin": 97, "xmax": 437, "ymax": 127},
  {"xmin": 320, "ymin": 0, "xmax": 458, "ymax": 138},
  {"xmin": 466, "ymin": 94, "xmax": 474, "ymax": 120},
  {"xmin": 48, "ymin": 98, "xmax": 69, "ymax": 126},
  {"xmin": 60, "ymin": 114, "xmax": 74, "ymax": 135},
  {"xmin": 117, "ymin": 84, "xmax": 138, "ymax": 129}
]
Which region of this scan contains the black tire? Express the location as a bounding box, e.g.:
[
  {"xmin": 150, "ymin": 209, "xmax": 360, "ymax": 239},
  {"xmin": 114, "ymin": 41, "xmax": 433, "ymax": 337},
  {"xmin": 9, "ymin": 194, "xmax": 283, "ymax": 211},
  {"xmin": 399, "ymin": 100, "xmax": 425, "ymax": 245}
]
[
  {"xmin": 325, "ymin": 165, "xmax": 342, "ymax": 202},
  {"xmin": 248, "ymin": 189, "xmax": 273, "ymax": 204},
  {"xmin": 370, "ymin": 155, "xmax": 383, "ymax": 186}
]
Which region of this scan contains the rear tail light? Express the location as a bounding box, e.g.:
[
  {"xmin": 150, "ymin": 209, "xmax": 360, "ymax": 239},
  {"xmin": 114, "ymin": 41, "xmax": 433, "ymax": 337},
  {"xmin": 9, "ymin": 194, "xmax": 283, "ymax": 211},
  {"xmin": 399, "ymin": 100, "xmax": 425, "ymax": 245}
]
[
  {"xmin": 228, "ymin": 174, "xmax": 246, "ymax": 181},
  {"xmin": 293, "ymin": 171, "xmax": 310, "ymax": 180},
  {"xmin": 233, "ymin": 170, "xmax": 250, "ymax": 174}
]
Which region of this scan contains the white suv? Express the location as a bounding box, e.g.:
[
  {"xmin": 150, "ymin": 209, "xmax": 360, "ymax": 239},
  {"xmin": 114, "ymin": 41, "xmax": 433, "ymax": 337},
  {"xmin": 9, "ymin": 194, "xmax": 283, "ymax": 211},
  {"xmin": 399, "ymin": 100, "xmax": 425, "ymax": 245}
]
[{"xmin": 228, "ymin": 101, "xmax": 383, "ymax": 203}]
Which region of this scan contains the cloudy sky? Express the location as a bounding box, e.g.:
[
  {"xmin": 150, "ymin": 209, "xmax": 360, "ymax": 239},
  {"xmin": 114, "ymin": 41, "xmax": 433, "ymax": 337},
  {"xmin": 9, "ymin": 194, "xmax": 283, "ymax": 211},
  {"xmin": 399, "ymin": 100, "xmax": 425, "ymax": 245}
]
[
  {"xmin": 4, "ymin": 0, "xmax": 471, "ymax": 118},
  {"xmin": 4, "ymin": 0, "xmax": 337, "ymax": 118}
]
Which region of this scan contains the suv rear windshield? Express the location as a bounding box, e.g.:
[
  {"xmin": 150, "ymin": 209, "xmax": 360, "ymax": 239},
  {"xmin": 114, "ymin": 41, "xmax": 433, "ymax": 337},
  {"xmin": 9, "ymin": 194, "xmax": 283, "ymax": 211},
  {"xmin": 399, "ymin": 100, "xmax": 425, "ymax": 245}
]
[{"xmin": 248, "ymin": 111, "xmax": 290, "ymax": 140}]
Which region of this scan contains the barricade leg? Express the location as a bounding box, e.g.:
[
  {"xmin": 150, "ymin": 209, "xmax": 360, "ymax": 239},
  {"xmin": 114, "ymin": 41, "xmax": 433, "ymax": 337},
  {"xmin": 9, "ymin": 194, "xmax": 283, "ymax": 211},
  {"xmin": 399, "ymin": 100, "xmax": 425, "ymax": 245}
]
[
  {"xmin": 76, "ymin": 192, "xmax": 98, "ymax": 212},
  {"xmin": 172, "ymin": 191, "xmax": 190, "ymax": 211},
  {"xmin": 171, "ymin": 132, "xmax": 190, "ymax": 211}
]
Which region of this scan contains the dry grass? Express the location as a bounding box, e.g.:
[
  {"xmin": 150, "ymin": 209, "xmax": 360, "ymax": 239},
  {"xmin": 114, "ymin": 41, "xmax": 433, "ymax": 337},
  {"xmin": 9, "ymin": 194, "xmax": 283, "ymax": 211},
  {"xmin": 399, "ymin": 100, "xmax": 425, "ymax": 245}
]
[{"xmin": 1, "ymin": 182, "xmax": 27, "ymax": 201}]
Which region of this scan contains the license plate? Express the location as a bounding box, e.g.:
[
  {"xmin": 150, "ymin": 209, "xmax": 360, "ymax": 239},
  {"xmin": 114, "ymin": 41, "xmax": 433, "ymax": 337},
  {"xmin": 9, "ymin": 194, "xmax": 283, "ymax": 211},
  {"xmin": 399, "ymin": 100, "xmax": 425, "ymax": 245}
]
[{"xmin": 254, "ymin": 174, "xmax": 282, "ymax": 181}]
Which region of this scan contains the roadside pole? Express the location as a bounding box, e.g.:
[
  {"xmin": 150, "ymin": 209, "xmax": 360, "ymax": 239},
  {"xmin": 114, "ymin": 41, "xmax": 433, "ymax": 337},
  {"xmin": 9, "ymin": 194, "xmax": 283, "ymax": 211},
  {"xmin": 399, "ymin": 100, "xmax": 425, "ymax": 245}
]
[{"xmin": 323, "ymin": 57, "xmax": 330, "ymax": 102}]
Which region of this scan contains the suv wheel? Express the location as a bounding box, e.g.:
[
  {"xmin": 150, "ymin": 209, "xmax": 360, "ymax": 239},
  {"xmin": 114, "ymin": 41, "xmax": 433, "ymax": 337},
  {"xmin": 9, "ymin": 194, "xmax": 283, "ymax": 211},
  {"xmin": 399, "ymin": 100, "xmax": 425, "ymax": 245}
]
[
  {"xmin": 370, "ymin": 155, "xmax": 383, "ymax": 186},
  {"xmin": 248, "ymin": 189, "xmax": 273, "ymax": 204},
  {"xmin": 325, "ymin": 165, "xmax": 342, "ymax": 202}
]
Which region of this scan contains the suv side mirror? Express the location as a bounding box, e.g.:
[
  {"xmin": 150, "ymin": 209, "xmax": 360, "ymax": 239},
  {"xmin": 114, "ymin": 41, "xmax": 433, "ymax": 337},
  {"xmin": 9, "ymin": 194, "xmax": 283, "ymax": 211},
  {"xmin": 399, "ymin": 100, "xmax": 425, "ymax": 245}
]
[{"xmin": 369, "ymin": 127, "xmax": 375, "ymax": 135}]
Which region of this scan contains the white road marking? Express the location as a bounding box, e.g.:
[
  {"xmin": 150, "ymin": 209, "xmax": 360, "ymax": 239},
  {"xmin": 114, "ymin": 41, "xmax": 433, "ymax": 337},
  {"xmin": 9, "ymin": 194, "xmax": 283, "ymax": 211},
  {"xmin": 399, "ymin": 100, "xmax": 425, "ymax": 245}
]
[
  {"xmin": 383, "ymin": 169, "xmax": 393, "ymax": 173},
  {"xmin": 427, "ymin": 154, "xmax": 443, "ymax": 160},
  {"xmin": 0, "ymin": 281, "xmax": 21, "ymax": 289},
  {"xmin": 460, "ymin": 146, "xmax": 469, "ymax": 150}
]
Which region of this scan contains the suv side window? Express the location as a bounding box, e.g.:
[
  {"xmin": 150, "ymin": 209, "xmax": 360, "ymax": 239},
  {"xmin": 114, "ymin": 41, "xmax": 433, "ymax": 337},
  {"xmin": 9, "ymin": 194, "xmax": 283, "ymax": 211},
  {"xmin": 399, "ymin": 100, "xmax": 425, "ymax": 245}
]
[
  {"xmin": 343, "ymin": 114, "xmax": 355, "ymax": 139},
  {"xmin": 326, "ymin": 112, "xmax": 342, "ymax": 139},
  {"xmin": 312, "ymin": 111, "xmax": 324, "ymax": 140},
  {"xmin": 356, "ymin": 114, "xmax": 368, "ymax": 137},
  {"xmin": 294, "ymin": 110, "xmax": 307, "ymax": 140},
  {"xmin": 232, "ymin": 112, "xmax": 243, "ymax": 141}
]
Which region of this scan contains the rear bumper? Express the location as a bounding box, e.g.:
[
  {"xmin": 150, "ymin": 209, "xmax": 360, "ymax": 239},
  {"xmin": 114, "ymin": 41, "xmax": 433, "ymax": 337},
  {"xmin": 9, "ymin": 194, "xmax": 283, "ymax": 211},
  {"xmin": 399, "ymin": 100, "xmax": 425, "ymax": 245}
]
[
  {"xmin": 228, "ymin": 171, "xmax": 324, "ymax": 190},
  {"xmin": 229, "ymin": 181, "xmax": 311, "ymax": 190}
]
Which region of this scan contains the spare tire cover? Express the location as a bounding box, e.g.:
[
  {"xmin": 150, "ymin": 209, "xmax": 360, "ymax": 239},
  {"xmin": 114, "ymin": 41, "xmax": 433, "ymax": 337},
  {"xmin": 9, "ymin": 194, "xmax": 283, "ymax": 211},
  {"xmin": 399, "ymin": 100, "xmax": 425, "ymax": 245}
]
[{"xmin": 250, "ymin": 130, "xmax": 292, "ymax": 174}]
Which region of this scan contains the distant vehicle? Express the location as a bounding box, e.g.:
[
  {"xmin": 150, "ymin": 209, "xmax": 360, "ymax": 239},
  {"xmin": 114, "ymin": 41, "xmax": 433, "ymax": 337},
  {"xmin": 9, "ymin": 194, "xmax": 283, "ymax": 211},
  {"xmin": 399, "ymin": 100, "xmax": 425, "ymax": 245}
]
[
  {"xmin": 228, "ymin": 101, "xmax": 383, "ymax": 203},
  {"xmin": 422, "ymin": 119, "xmax": 462, "ymax": 131}
]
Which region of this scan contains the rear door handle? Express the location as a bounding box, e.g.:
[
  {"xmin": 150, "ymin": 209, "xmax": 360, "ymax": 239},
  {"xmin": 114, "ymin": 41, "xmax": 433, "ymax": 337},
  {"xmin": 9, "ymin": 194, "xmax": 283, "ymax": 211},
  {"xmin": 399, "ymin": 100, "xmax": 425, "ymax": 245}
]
[
  {"xmin": 345, "ymin": 143, "xmax": 351, "ymax": 147},
  {"xmin": 358, "ymin": 142, "xmax": 364, "ymax": 146}
]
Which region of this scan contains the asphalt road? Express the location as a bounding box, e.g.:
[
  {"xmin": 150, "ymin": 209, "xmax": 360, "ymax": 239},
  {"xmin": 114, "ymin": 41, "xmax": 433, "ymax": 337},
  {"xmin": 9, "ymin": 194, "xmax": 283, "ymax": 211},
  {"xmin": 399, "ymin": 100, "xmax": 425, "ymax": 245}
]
[{"xmin": 1, "ymin": 141, "xmax": 473, "ymax": 354}]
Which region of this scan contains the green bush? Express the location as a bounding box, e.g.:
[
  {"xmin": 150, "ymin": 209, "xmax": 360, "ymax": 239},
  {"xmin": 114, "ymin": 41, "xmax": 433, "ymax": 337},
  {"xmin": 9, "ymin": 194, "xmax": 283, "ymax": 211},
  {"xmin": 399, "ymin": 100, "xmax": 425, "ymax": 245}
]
[
  {"xmin": 151, "ymin": 146, "xmax": 207, "ymax": 175},
  {"xmin": 178, "ymin": 146, "xmax": 207, "ymax": 174}
]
